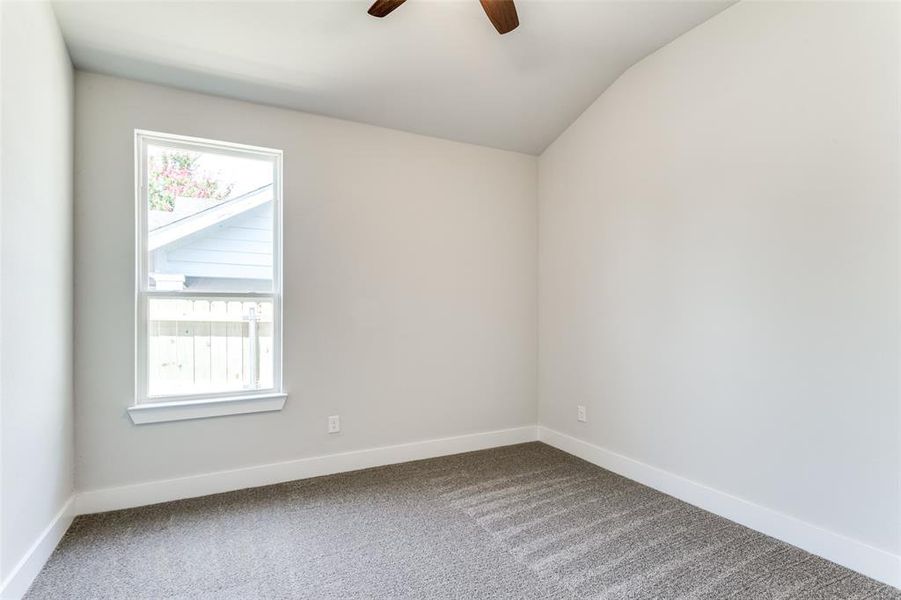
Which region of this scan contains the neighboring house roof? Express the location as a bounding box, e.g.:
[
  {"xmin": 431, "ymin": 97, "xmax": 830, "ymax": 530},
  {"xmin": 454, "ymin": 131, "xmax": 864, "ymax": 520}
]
[
  {"xmin": 149, "ymin": 184, "xmax": 273, "ymax": 286},
  {"xmin": 148, "ymin": 184, "xmax": 272, "ymax": 251}
]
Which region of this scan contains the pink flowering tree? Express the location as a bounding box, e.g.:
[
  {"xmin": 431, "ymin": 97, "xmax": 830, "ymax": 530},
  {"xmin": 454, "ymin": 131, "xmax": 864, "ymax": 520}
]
[{"xmin": 148, "ymin": 151, "xmax": 234, "ymax": 212}]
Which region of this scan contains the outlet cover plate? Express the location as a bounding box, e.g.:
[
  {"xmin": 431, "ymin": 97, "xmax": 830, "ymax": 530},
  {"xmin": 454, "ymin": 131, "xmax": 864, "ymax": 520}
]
[{"xmin": 328, "ymin": 415, "xmax": 340, "ymax": 433}]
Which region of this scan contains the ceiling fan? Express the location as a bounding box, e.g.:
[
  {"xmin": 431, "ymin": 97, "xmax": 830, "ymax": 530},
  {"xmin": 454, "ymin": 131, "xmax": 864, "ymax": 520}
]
[{"xmin": 367, "ymin": 0, "xmax": 519, "ymax": 35}]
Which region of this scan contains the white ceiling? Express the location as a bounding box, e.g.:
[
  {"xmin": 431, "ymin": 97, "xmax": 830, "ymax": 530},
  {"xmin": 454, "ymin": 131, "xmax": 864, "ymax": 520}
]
[{"xmin": 52, "ymin": 0, "xmax": 732, "ymax": 155}]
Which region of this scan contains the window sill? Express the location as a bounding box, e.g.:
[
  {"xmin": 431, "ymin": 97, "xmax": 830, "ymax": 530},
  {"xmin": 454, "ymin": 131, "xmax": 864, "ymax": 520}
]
[{"xmin": 128, "ymin": 393, "xmax": 287, "ymax": 424}]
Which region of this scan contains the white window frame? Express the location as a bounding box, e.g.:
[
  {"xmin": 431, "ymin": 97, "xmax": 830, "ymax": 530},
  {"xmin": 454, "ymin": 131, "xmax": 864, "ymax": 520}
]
[{"xmin": 129, "ymin": 130, "xmax": 285, "ymax": 424}]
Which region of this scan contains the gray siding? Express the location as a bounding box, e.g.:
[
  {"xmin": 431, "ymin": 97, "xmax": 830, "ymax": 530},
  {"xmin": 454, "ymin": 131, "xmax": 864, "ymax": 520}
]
[{"xmin": 154, "ymin": 202, "xmax": 273, "ymax": 283}]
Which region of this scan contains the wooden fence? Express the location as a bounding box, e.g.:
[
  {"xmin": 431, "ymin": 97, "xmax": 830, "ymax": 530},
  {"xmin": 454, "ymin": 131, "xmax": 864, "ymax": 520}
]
[{"xmin": 148, "ymin": 299, "xmax": 273, "ymax": 397}]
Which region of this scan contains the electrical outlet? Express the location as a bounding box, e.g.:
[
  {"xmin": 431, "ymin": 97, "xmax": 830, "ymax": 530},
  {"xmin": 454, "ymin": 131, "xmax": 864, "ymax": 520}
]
[
  {"xmin": 328, "ymin": 415, "xmax": 341, "ymax": 434},
  {"xmin": 577, "ymin": 405, "xmax": 587, "ymax": 423}
]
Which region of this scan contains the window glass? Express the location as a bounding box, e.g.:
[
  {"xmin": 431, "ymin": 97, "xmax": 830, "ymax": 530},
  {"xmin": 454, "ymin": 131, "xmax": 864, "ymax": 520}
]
[
  {"xmin": 146, "ymin": 144, "xmax": 274, "ymax": 293},
  {"xmin": 137, "ymin": 131, "xmax": 282, "ymax": 403},
  {"xmin": 148, "ymin": 298, "xmax": 274, "ymax": 397}
]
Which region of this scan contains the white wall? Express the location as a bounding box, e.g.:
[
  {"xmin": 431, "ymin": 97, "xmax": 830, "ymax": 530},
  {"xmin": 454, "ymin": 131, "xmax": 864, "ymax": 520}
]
[
  {"xmin": 74, "ymin": 72, "xmax": 537, "ymax": 491},
  {"xmin": 0, "ymin": 0, "xmax": 74, "ymax": 592},
  {"xmin": 539, "ymin": 0, "xmax": 899, "ymax": 561}
]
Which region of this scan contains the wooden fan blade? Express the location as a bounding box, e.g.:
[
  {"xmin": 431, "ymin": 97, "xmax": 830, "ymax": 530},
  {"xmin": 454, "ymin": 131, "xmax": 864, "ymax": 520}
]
[
  {"xmin": 479, "ymin": 0, "xmax": 519, "ymax": 34},
  {"xmin": 368, "ymin": 0, "xmax": 407, "ymax": 18}
]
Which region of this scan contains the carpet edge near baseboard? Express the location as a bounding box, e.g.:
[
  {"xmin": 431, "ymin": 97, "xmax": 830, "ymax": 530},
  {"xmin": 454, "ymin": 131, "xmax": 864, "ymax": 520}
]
[{"xmin": 536, "ymin": 425, "xmax": 901, "ymax": 590}]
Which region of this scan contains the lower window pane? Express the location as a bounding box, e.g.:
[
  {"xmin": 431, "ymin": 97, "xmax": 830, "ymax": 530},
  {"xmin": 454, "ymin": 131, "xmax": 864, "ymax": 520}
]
[{"xmin": 148, "ymin": 298, "xmax": 274, "ymax": 398}]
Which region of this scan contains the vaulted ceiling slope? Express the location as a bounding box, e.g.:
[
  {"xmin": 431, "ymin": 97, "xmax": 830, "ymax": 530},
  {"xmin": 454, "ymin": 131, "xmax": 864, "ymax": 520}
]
[{"xmin": 51, "ymin": 0, "xmax": 732, "ymax": 155}]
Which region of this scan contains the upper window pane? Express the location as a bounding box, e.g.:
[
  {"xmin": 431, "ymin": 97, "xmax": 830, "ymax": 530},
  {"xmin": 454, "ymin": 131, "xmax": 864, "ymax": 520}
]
[{"xmin": 145, "ymin": 143, "xmax": 275, "ymax": 293}]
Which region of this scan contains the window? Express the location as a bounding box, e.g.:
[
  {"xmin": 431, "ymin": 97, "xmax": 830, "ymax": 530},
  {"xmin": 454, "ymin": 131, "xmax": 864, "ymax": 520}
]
[{"xmin": 131, "ymin": 131, "xmax": 284, "ymax": 424}]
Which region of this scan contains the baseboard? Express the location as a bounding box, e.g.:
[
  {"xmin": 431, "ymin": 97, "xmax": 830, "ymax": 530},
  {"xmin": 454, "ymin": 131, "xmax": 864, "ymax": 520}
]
[
  {"xmin": 537, "ymin": 426, "xmax": 901, "ymax": 590},
  {"xmin": 0, "ymin": 495, "xmax": 75, "ymax": 600},
  {"xmin": 51, "ymin": 426, "xmax": 901, "ymax": 591},
  {"xmin": 75, "ymin": 425, "xmax": 539, "ymax": 515}
]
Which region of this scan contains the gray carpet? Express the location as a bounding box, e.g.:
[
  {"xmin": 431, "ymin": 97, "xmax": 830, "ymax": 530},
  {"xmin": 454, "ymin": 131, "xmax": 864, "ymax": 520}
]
[{"xmin": 26, "ymin": 443, "xmax": 901, "ymax": 599}]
